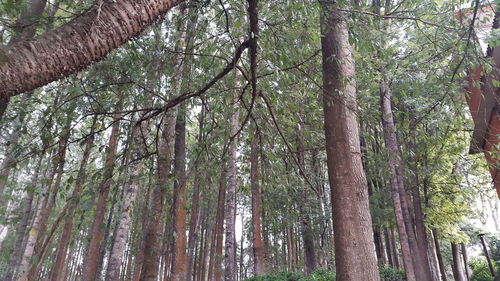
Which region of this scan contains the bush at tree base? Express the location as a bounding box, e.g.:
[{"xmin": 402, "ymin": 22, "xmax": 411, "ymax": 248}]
[{"xmin": 244, "ymin": 267, "xmax": 405, "ymax": 281}]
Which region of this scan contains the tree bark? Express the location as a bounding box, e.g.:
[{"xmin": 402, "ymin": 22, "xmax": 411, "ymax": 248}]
[
  {"xmin": 320, "ymin": 2, "xmax": 380, "ymax": 280},
  {"xmin": 50, "ymin": 119, "xmax": 96, "ymax": 281},
  {"xmin": 82, "ymin": 113, "xmax": 121, "ymax": 281},
  {"xmin": 250, "ymin": 127, "xmax": 266, "ymax": 275},
  {"xmin": 451, "ymin": 243, "xmax": 466, "ymax": 281},
  {"xmin": 433, "ymin": 230, "xmax": 447, "ymax": 281},
  {"xmin": 224, "ymin": 94, "xmax": 240, "ymax": 281},
  {"xmin": 17, "ymin": 122, "xmax": 70, "ymax": 281},
  {"xmin": 0, "ymin": 0, "xmax": 47, "ymax": 120},
  {"xmin": 170, "ymin": 103, "xmax": 189, "ymax": 281},
  {"xmin": 0, "ymin": 0, "xmax": 186, "ymax": 98},
  {"xmin": 105, "ymin": 122, "xmax": 146, "ymax": 281},
  {"xmin": 461, "ymin": 243, "xmax": 471, "ymax": 281},
  {"xmin": 379, "ymin": 77, "xmax": 417, "ymax": 281}
]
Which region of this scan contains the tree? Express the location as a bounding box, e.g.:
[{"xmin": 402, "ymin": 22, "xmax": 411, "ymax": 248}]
[{"xmin": 320, "ymin": 1, "xmax": 380, "ymax": 280}]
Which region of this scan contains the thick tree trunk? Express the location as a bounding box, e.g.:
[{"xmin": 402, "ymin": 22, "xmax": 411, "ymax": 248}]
[
  {"xmin": 451, "ymin": 243, "xmax": 466, "ymax": 281},
  {"xmin": 0, "ymin": 0, "xmax": 47, "ymax": 120},
  {"xmin": 0, "ymin": 0, "xmax": 186, "ymax": 98},
  {"xmin": 320, "ymin": 2, "xmax": 380, "ymax": 281},
  {"xmin": 105, "ymin": 122, "xmax": 146, "ymax": 281},
  {"xmin": 250, "ymin": 128, "xmax": 266, "ymax": 275},
  {"xmin": 379, "ymin": 77, "xmax": 417, "ymax": 281},
  {"xmin": 170, "ymin": 103, "xmax": 189, "ymax": 281},
  {"xmin": 82, "ymin": 113, "xmax": 121, "ymax": 281},
  {"xmin": 50, "ymin": 120, "xmax": 96, "ymax": 281},
  {"xmin": 224, "ymin": 95, "xmax": 240, "ymax": 281}
]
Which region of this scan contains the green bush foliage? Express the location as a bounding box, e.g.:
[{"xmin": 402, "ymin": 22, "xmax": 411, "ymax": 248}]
[
  {"xmin": 470, "ymin": 258, "xmax": 497, "ymax": 281},
  {"xmin": 244, "ymin": 267, "xmax": 406, "ymax": 281}
]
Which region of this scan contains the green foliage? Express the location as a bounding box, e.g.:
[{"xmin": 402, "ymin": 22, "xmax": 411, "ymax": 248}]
[
  {"xmin": 470, "ymin": 258, "xmax": 497, "ymax": 281},
  {"xmin": 379, "ymin": 267, "xmax": 406, "ymax": 281},
  {"xmin": 244, "ymin": 268, "xmax": 406, "ymax": 281}
]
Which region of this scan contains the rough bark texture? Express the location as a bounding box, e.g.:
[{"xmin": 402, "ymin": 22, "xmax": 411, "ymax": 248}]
[
  {"xmin": 224, "ymin": 95, "xmax": 240, "ymax": 281},
  {"xmin": 0, "ymin": 0, "xmax": 47, "ymax": 120},
  {"xmin": 105, "ymin": 123, "xmax": 146, "ymax": 281},
  {"xmin": 379, "ymin": 78, "xmax": 417, "ymax": 281},
  {"xmin": 82, "ymin": 114, "xmax": 121, "ymax": 281},
  {"xmin": 0, "ymin": 0, "xmax": 186, "ymax": 98},
  {"xmin": 320, "ymin": 2, "xmax": 380, "ymax": 280}
]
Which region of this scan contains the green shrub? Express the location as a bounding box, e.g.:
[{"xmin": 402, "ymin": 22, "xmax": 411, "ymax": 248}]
[
  {"xmin": 245, "ymin": 267, "xmax": 406, "ymax": 281},
  {"xmin": 379, "ymin": 266, "xmax": 406, "ymax": 281},
  {"xmin": 470, "ymin": 258, "xmax": 497, "ymax": 281}
]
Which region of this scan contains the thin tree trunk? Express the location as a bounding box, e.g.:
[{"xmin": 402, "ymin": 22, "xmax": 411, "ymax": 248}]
[
  {"xmin": 170, "ymin": 103, "xmax": 189, "ymax": 281},
  {"xmin": 82, "ymin": 112, "xmax": 121, "ymax": 281},
  {"xmin": 224, "ymin": 95, "xmax": 240, "ymax": 281},
  {"xmin": 379, "ymin": 77, "xmax": 417, "ymax": 281},
  {"xmin": 320, "ymin": 2, "xmax": 380, "ymax": 280},
  {"xmin": 250, "ymin": 127, "xmax": 266, "ymax": 275},
  {"xmin": 105, "ymin": 122, "xmax": 146, "ymax": 281},
  {"xmin": 49, "ymin": 119, "xmax": 96, "ymax": 281},
  {"xmin": 433, "ymin": 230, "xmax": 448, "ymax": 281},
  {"xmin": 2, "ymin": 156, "xmax": 43, "ymax": 281},
  {"xmin": 17, "ymin": 122, "xmax": 70, "ymax": 281},
  {"xmin": 461, "ymin": 243, "xmax": 471, "ymax": 281}
]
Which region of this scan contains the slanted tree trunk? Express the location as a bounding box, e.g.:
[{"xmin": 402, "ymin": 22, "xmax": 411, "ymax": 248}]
[
  {"xmin": 0, "ymin": 0, "xmax": 47, "ymax": 120},
  {"xmin": 320, "ymin": 2, "xmax": 380, "ymax": 280},
  {"xmin": 461, "ymin": 243, "xmax": 471, "ymax": 281},
  {"xmin": 50, "ymin": 119, "xmax": 96, "ymax": 281},
  {"xmin": 82, "ymin": 113, "xmax": 121, "ymax": 281},
  {"xmin": 0, "ymin": 0, "xmax": 187, "ymax": 98},
  {"xmin": 105, "ymin": 122, "xmax": 146, "ymax": 281},
  {"xmin": 379, "ymin": 77, "xmax": 417, "ymax": 281}
]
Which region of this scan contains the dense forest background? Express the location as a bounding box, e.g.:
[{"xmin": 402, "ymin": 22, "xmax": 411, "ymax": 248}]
[{"xmin": 0, "ymin": 0, "xmax": 499, "ymax": 280}]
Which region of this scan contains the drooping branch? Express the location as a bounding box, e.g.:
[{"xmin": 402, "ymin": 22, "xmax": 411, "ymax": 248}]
[{"xmin": 0, "ymin": 0, "xmax": 186, "ymax": 98}]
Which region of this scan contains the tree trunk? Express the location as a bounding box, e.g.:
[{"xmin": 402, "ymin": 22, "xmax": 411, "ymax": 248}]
[
  {"xmin": 2, "ymin": 156, "xmax": 43, "ymax": 281},
  {"xmin": 320, "ymin": 2, "xmax": 380, "ymax": 280},
  {"xmin": 82, "ymin": 113, "xmax": 121, "ymax": 281},
  {"xmin": 17, "ymin": 122, "xmax": 70, "ymax": 281},
  {"xmin": 224, "ymin": 94, "xmax": 240, "ymax": 281},
  {"xmin": 250, "ymin": 127, "xmax": 266, "ymax": 275},
  {"xmin": 170, "ymin": 103, "xmax": 189, "ymax": 281},
  {"xmin": 0, "ymin": 0, "xmax": 186, "ymax": 98},
  {"xmin": 105, "ymin": 122, "xmax": 146, "ymax": 281},
  {"xmin": 379, "ymin": 77, "xmax": 417, "ymax": 281},
  {"xmin": 433, "ymin": 230, "xmax": 447, "ymax": 281},
  {"xmin": 451, "ymin": 243, "xmax": 465, "ymax": 281},
  {"xmin": 0, "ymin": 0, "xmax": 47, "ymax": 120},
  {"xmin": 50, "ymin": 119, "xmax": 96, "ymax": 281},
  {"xmin": 140, "ymin": 111, "xmax": 176, "ymax": 281},
  {"xmin": 461, "ymin": 243, "xmax": 471, "ymax": 281}
]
